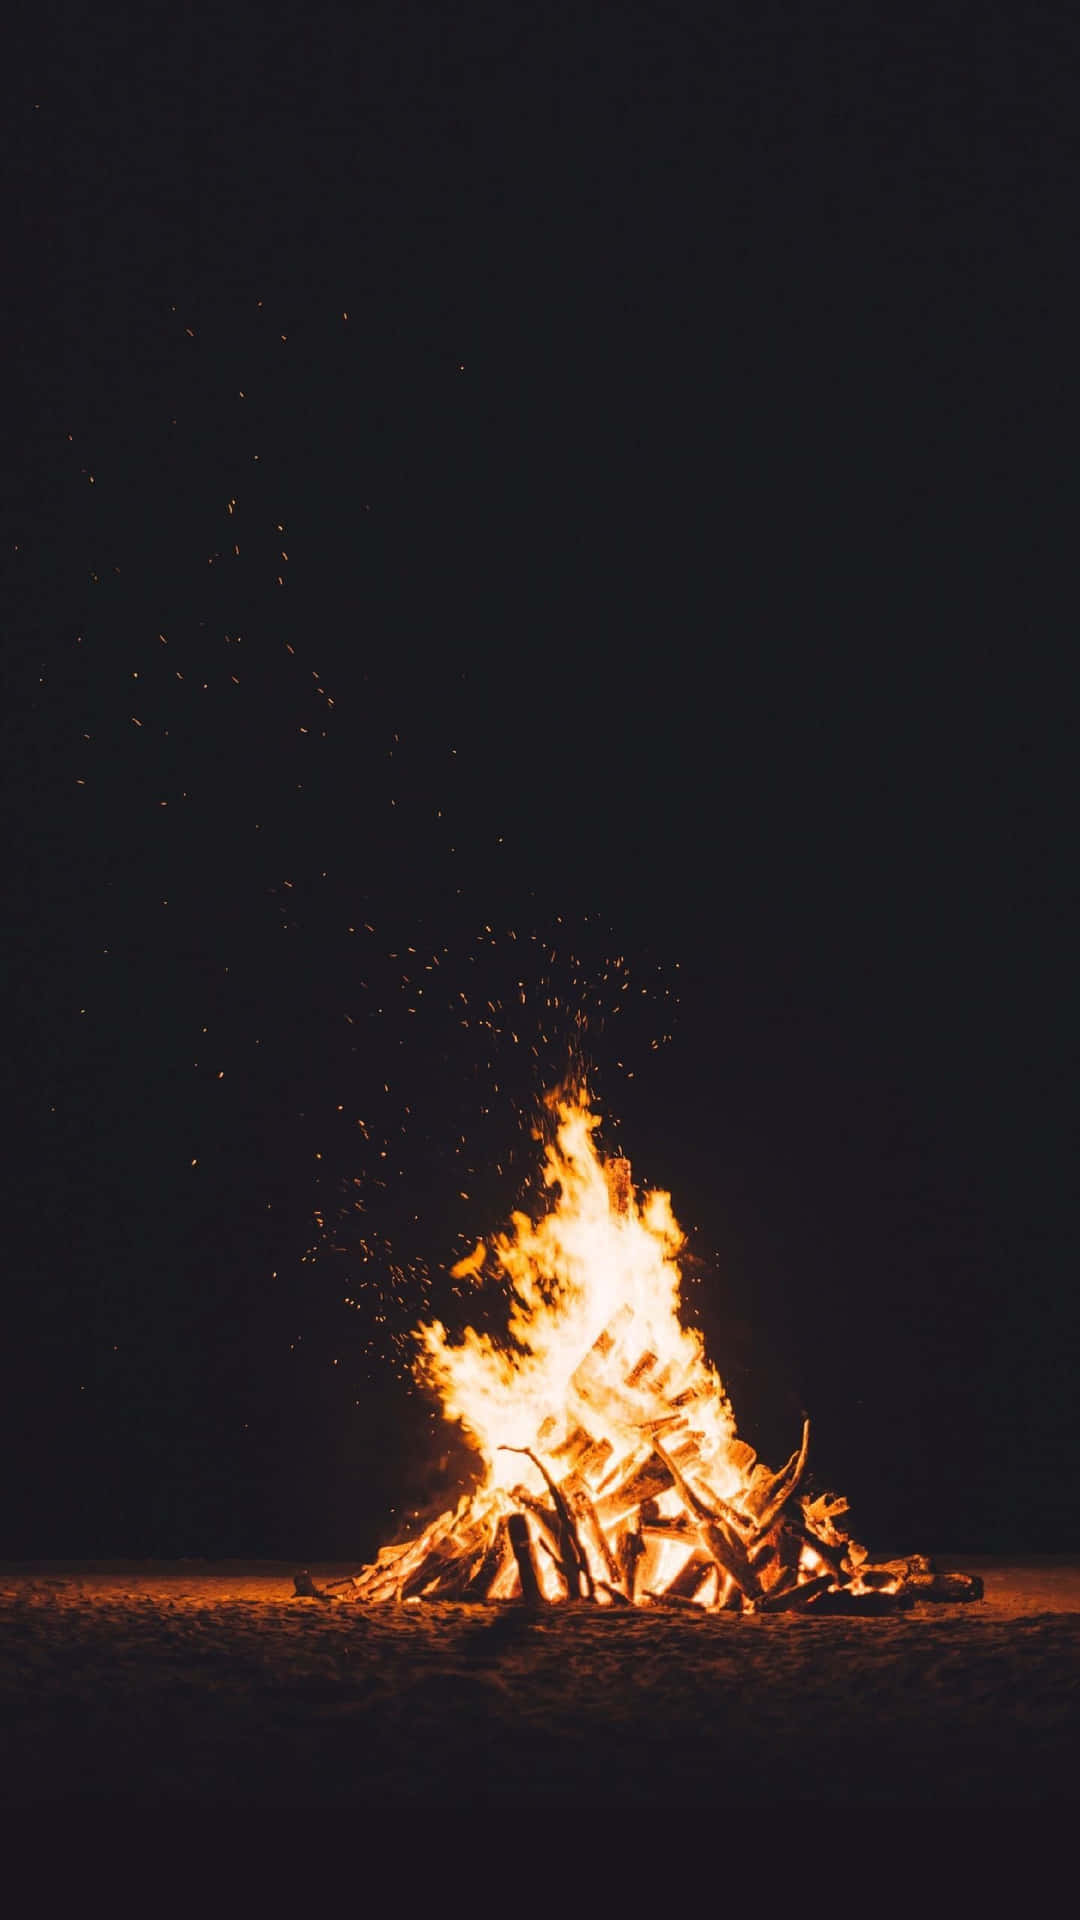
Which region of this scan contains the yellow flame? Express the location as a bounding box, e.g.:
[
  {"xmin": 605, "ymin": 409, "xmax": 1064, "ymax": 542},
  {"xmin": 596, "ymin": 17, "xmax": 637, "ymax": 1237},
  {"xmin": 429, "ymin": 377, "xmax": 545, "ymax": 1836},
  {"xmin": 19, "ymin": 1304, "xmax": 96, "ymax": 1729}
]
[{"xmin": 416, "ymin": 1087, "xmax": 739, "ymax": 1497}]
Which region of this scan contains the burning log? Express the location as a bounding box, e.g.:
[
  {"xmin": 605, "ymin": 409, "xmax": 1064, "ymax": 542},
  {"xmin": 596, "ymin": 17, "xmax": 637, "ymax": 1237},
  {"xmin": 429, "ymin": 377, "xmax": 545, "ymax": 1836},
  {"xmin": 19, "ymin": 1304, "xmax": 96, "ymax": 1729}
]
[
  {"xmin": 512, "ymin": 1488, "xmax": 566, "ymax": 1563},
  {"xmin": 860, "ymin": 1553, "xmax": 984, "ymax": 1601},
  {"xmin": 640, "ymin": 1516, "xmax": 695, "ymax": 1543},
  {"xmin": 745, "ymin": 1419, "xmax": 811, "ymax": 1540},
  {"xmin": 658, "ymin": 1551, "xmax": 714, "ymax": 1602},
  {"xmin": 899, "ymin": 1569, "xmax": 984, "ymax": 1603},
  {"xmin": 757, "ymin": 1571, "xmax": 836, "ymax": 1613},
  {"xmin": 617, "ymin": 1522, "xmax": 646, "ymax": 1602},
  {"xmin": 547, "ymin": 1423, "xmax": 595, "ymax": 1474},
  {"xmin": 653, "ymin": 1440, "xmax": 763, "ymax": 1604},
  {"xmin": 500, "ymin": 1446, "xmax": 593, "ymax": 1599},
  {"xmin": 567, "ymin": 1485, "xmax": 622, "ymax": 1588},
  {"xmin": 625, "ymin": 1350, "xmax": 659, "ymax": 1389},
  {"xmin": 782, "ymin": 1506, "xmax": 851, "ymax": 1582},
  {"xmin": 507, "ymin": 1513, "xmax": 544, "ymax": 1605},
  {"xmin": 462, "ymin": 1519, "xmax": 512, "ymax": 1600},
  {"xmin": 595, "ymin": 1580, "xmax": 632, "ymax": 1606},
  {"xmin": 805, "ymin": 1588, "xmax": 912, "ymax": 1616}
]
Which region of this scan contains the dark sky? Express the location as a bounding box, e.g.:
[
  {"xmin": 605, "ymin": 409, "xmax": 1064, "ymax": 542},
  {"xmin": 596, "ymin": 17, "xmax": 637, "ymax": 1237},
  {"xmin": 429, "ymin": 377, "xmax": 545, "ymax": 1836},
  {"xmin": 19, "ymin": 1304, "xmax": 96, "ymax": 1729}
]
[{"xmin": 5, "ymin": 5, "xmax": 1074, "ymax": 1559}]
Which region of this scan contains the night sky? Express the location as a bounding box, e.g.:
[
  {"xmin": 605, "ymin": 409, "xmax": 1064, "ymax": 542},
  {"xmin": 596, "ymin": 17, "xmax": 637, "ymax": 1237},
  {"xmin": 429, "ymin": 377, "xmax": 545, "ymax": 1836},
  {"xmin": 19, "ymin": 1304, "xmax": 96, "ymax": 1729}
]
[{"xmin": 6, "ymin": 6, "xmax": 1074, "ymax": 1561}]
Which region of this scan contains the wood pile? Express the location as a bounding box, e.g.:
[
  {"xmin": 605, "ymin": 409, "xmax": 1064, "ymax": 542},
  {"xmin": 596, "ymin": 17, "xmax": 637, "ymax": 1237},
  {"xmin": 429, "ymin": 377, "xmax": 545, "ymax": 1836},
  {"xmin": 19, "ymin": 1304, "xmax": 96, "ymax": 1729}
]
[{"xmin": 347, "ymin": 1314, "xmax": 983, "ymax": 1614}]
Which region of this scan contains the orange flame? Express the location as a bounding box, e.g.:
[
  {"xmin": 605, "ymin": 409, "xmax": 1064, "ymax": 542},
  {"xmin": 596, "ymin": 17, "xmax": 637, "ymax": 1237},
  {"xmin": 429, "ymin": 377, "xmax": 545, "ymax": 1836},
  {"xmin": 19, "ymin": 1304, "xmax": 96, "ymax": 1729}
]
[{"xmin": 416, "ymin": 1087, "xmax": 738, "ymax": 1501}]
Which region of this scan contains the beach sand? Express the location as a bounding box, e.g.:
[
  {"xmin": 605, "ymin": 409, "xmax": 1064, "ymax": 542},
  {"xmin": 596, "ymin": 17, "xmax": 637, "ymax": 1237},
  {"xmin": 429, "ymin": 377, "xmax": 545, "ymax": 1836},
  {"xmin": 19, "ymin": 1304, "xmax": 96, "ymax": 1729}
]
[{"xmin": 2, "ymin": 1557, "xmax": 1078, "ymax": 1804}]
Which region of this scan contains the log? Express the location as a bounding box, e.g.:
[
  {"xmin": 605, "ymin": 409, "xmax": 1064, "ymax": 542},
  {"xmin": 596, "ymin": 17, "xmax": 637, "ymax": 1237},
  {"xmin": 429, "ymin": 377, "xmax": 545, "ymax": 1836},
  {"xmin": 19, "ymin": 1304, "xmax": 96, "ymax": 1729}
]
[
  {"xmin": 756, "ymin": 1572, "xmax": 836, "ymax": 1613},
  {"xmin": 569, "ymin": 1306, "xmax": 636, "ymax": 1412},
  {"xmin": 595, "ymin": 1580, "xmax": 632, "ymax": 1606},
  {"xmin": 625, "ymin": 1349, "xmax": 659, "ymax": 1389},
  {"xmin": 660, "ymin": 1551, "xmax": 714, "ymax": 1602},
  {"xmin": 746, "ymin": 1419, "xmax": 811, "ymax": 1540},
  {"xmin": 617, "ymin": 1523, "xmax": 646, "ymax": 1602},
  {"xmin": 579, "ymin": 1437, "xmax": 614, "ymax": 1483},
  {"xmin": 462, "ymin": 1520, "xmax": 511, "ymax": 1600},
  {"xmin": 568, "ymin": 1486, "xmax": 621, "ymax": 1586},
  {"xmin": 869, "ymin": 1554, "xmax": 936, "ymax": 1579},
  {"xmin": 507, "ymin": 1512, "xmax": 544, "ymax": 1606},
  {"xmin": 423, "ymin": 1544, "xmax": 490, "ymax": 1601},
  {"xmin": 781, "ymin": 1504, "xmax": 850, "ymax": 1580},
  {"xmin": 644, "ymin": 1591, "xmax": 702, "ymax": 1610},
  {"xmin": 512, "ymin": 1488, "xmax": 565, "ymax": 1565},
  {"xmin": 549, "ymin": 1424, "xmax": 596, "ymax": 1473},
  {"xmin": 398, "ymin": 1542, "xmax": 462, "ymax": 1601},
  {"xmin": 400, "ymin": 1508, "xmax": 490, "ymax": 1600},
  {"xmin": 573, "ymin": 1305, "xmax": 634, "ymax": 1375},
  {"xmin": 594, "ymin": 1451, "xmax": 674, "ymax": 1525},
  {"xmin": 500, "ymin": 1445, "xmax": 593, "ymax": 1598},
  {"xmin": 806, "ymin": 1587, "xmax": 912, "ymax": 1616},
  {"xmin": 899, "ymin": 1570, "xmax": 984, "ymax": 1603},
  {"xmin": 640, "ymin": 1517, "xmax": 696, "ymax": 1543},
  {"xmin": 697, "ymin": 1516, "xmax": 763, "ymax": 1604},
  {"xmin": 653, "ymin": 1440, "xmax": 763, "ymax": 1603}
]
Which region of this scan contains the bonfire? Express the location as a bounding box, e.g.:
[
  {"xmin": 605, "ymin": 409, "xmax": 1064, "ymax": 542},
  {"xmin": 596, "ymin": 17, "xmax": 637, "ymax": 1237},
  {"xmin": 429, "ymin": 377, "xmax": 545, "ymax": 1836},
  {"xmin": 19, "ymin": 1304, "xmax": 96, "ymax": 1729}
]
[{"xmin": 350, "ymin": 1089, "xmax": 980, "ymax": 1614}]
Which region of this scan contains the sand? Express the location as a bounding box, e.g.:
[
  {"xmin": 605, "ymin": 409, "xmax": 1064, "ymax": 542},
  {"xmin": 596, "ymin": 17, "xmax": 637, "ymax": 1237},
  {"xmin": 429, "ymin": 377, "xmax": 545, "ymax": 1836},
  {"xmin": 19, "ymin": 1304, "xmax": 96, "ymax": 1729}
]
[{"xmin": 2, "ymin": 1557, "xmax": 1078, "ymax": 1803}]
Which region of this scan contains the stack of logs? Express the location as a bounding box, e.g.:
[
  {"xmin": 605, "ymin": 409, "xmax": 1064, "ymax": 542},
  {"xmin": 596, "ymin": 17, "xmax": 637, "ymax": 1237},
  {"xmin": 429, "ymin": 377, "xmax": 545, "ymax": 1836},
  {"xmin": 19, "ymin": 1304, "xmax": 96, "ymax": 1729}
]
[{"xmin": 349, "ymin": 1315, "xmax": 982, "ymax": 1614}]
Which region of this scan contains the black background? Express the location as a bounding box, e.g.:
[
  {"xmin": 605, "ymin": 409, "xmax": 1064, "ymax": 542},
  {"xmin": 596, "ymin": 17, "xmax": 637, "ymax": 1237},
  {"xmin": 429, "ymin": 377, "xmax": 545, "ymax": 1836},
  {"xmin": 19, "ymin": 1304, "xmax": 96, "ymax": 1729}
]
[{"xmin": 5, "ymin": 5, "xmax": 1074, "ymax": 1560}]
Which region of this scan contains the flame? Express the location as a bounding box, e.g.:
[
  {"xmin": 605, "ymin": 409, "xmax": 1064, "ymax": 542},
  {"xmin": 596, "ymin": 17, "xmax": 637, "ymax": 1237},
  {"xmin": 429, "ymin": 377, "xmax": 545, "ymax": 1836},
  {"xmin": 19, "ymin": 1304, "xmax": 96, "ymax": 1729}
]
[
  {"xmin": 355, "ymin": 1083, "xmax": 877, "ymax": 1612},
  {"xmin": 416, "ymin": 1087, "xmax": 737, "ymax": 1499}
]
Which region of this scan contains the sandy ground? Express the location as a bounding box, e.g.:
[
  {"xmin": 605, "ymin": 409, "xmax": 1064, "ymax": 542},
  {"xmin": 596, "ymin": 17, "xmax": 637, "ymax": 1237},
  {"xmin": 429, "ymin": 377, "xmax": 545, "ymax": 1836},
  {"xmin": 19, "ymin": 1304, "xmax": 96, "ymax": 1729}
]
[{"xmin": 2, "ymin": 1557, "xmax": 1078, "ymax": 1804}]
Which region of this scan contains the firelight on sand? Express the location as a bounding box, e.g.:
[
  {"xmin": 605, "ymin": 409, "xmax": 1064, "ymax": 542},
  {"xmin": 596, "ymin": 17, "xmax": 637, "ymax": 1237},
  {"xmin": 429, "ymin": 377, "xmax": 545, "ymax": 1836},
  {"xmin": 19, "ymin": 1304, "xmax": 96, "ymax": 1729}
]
[{"xmin": 353, "ymin": 1088, "xmax": 979, "ymax": 1613}]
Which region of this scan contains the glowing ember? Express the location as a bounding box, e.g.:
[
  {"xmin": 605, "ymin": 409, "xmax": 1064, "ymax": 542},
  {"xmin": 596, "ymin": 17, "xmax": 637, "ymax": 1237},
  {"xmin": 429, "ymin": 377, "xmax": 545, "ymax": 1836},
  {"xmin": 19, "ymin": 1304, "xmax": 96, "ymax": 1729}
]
[{"xmin": 352, "ymin": 1087, "xmax": 976, "ymax": 1613}]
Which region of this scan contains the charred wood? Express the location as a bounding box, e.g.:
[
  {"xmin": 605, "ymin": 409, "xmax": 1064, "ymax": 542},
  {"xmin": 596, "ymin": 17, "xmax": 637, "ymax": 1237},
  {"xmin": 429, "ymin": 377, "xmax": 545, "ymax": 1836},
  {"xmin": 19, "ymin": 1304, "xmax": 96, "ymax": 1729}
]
[
  {"xmin": 507, "ymin": 1512, "xmax": 544, "ymax": 1606},
  {"xmin": 595, "ymin": 1580, "xmax": 632, "ymax": 1606},
  {"xmin": 756, "ymin": 1572, "xmax": 836, "ymax": 1613},
  {"xmin": 617, "ymin": 1523, "xmax": 645, "ymax": 1603},
  {"xmin": 900, "ymin": 1570, "xmax": 984, "ymax": 1603}
]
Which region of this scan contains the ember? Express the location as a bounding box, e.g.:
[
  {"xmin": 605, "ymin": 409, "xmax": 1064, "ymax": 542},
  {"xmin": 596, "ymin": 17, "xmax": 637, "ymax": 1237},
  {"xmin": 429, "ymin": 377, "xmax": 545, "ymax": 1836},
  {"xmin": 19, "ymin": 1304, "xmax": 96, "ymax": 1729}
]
[{"xmin": 352, "ymin": 1089, "xmax": 982, "ymax": 1613}]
